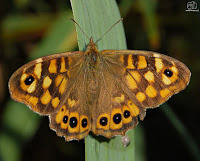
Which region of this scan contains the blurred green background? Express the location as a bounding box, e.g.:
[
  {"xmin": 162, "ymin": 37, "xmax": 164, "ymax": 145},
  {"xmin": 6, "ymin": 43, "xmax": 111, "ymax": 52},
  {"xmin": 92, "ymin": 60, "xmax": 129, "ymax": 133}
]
[{"xmin": 0, "ymin": 0, "xmax": 200, "ymax": 161}]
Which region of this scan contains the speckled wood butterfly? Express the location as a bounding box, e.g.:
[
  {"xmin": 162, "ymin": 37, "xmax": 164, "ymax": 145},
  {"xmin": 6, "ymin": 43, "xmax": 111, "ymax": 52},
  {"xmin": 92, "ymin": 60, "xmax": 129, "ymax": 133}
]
[{"xmin": 8, "ymin": 19, "xmax": 191, "ymax": 141}]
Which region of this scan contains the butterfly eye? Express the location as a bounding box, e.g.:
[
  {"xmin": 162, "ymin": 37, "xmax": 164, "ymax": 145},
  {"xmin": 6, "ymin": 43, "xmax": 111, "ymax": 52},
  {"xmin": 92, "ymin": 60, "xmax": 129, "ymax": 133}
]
[
  {"xmin": 63, "ymin": 115, "xmax": 68, "ymax": 124},
  {"xmin": 81, "ymin": 118, "xmax": 88, "ymax": 128},
  {"xmin": 100, "ymin": 117, "xmax": 108, "ymax": 126},
  {"xmin": 24, "ymin": 75, "xmax": 35, "ymax": 85},
  {"xmin": 123, "ymin": 110, "xmax": 130, "ymax": 118},
  {"xmin": 164, "ymin": 69, "xmax": 173, "ymax": 77},
  {"xmin": 69, "ymin": 117, "xmax": 78, "ymax": 128},
  {"xmin": 113, "ymin": 113, "xmax": 122, "ymax": 124}
]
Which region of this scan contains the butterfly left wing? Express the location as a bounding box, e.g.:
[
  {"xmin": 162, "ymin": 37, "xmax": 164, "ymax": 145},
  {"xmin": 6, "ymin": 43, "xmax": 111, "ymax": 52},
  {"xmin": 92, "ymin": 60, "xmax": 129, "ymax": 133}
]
[
  {"xmin": 91, "ymin": 50, "xmax": 190, "ymax": 138},
  {"xmin": 8, "ymin": 51, "xmax": 84, "ymax": 115},
  {"xmin": 49, "ymin": 67, "xmax": 92, "ymax": 141},
  {"xmin": 9, "ymin": 51, "xmax": 93, "ymax": 141}
]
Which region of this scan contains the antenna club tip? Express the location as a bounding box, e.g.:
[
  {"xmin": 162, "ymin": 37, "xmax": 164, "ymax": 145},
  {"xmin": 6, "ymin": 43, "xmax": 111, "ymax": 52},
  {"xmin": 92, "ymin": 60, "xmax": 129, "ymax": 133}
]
[{"xmin": 68, "ymin": 17, "xmax": 74, "ymax": 20}]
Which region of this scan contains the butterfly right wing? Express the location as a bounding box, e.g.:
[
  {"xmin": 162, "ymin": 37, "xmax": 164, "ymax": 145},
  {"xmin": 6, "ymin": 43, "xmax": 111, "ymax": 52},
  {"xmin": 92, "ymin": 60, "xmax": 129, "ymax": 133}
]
[
  {"xmin": 91, "ymin": 65, "xmax": 140, "ymax": 138},
  {"xmin": 90, "ymin": 49, "xmax": 190, "ymax": 138},
  {"xmin": 101, "ymin": 49, "xmax": 191, "ymax": 110}
]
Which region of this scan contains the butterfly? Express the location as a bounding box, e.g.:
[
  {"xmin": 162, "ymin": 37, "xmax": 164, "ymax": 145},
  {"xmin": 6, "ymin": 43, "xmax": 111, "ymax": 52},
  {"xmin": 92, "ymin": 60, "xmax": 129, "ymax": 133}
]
[{"xmin": 8, "ymin": 19, "xmax": 191, "ymax": 141}]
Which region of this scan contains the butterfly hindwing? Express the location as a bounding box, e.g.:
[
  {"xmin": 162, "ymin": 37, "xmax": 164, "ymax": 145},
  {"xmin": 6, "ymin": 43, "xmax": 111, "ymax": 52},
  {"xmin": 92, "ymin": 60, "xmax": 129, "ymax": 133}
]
[
  {"xmin": 49, "ymin": 68, "xmax": 91, "ymax": 141},
  {"xmin": 91, "ymin": 63, "xmax": 140, "ymax": 138}
]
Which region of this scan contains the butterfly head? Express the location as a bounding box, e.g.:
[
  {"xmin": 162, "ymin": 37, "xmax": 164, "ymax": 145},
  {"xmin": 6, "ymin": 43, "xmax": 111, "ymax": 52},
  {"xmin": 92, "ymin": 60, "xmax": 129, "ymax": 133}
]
[{"xmin": 86, "ymin": 37, "xmax": 98, "ymax": 52}]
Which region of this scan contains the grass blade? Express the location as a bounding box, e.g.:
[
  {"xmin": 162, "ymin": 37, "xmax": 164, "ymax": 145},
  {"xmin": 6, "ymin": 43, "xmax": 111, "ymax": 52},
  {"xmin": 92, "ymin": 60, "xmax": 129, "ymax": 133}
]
[{"xmin": 70, "ymin": 0, "xmax": 139, "ymax": 161}]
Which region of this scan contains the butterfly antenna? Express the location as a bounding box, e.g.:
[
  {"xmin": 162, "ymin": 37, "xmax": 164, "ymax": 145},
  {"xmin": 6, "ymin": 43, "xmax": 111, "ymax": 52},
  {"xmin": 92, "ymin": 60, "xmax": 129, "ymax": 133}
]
[
  {"xmin": 68, "ymin": 17, "xmax": 90, "ymax": 40},
  {"xmin": 94, "ymin": 18, "xmax": 123, "ymax": 44}
]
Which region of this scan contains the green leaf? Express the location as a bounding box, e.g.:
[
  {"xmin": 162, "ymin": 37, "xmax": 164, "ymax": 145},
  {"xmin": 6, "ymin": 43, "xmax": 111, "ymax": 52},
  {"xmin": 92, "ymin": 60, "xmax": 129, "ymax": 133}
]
[
  {"xmin": 138, "ymin": 0, "xmax": 160, "ymax": 49},
  {"xmin": 30, "ymin": 11, "xmax": 77, "ymax": 59},
  {"xmin": 70, "ymin": 0, "xmax": 140, "ymax": 161}
]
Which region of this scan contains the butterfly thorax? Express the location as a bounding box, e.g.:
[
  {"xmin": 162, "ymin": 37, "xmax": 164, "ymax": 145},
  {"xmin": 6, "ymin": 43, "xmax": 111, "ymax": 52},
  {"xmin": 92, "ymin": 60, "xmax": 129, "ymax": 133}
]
[{"xmin": 85, "ymin": 37, "xmax": 100, "ymax": 70}]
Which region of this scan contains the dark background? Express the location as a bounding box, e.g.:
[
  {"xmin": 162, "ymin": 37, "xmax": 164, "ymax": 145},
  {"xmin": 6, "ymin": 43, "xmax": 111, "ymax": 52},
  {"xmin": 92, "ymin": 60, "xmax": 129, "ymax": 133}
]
[{"xmin": 0, "ymin": 0, "xmax": 200, "ymax": 161}]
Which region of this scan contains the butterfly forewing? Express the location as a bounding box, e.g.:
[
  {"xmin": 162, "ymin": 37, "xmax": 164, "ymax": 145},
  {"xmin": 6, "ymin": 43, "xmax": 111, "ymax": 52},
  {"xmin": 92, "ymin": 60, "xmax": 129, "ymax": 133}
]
[
  {"xmin": 9, "ymin": 51, "xmax": 84, "ymax": 115},
  {"xmin": 102, "ymin": 50, "xmax": 191, "ymax": 109}
]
